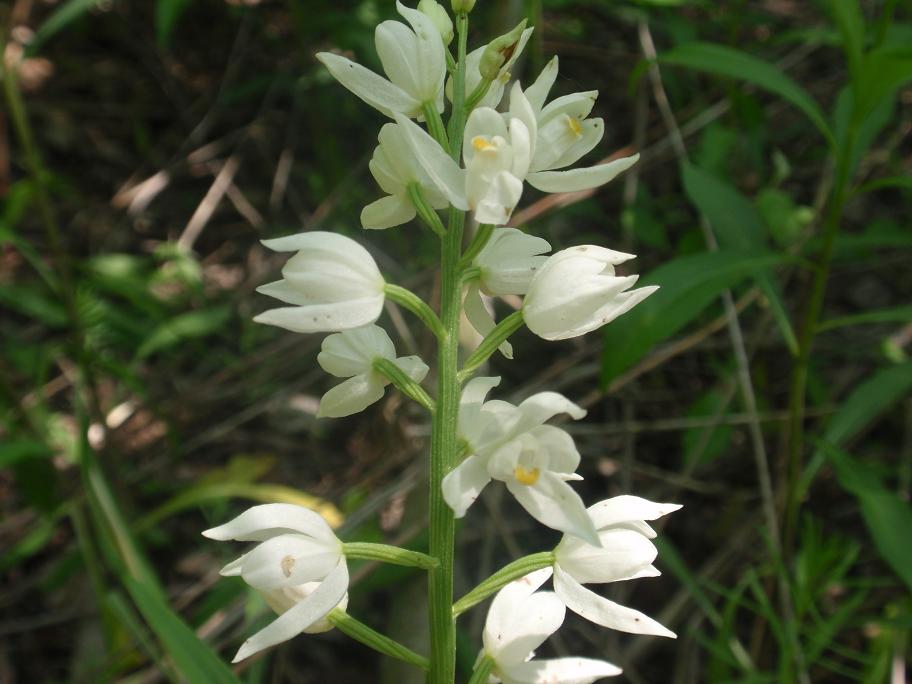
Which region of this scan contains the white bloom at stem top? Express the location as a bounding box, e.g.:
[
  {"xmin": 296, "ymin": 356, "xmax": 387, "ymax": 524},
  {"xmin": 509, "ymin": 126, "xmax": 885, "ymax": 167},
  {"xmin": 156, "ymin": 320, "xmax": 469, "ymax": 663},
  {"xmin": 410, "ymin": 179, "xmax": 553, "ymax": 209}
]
[
  {"xmin": 480, "ymin": 568, "xmax": 622, "ymax": 683},
  {"xmin": 202, "ymin": 504, "xmax": 349, "ymax": 662},
  {"xmin": 523, "ymin": 245, "xmax": 658, "ymax": 340},
  {"xmin": 552, "ymin": 496, "xmax": 680, "ymax": 638},
  {"xmin": 316, "ymin": 1, "xmax": 445, "ymax": 119},
  {"xmin": 443, "ymin": 377, "xmax": 599, "ymax": 545},
  {"xmin": 254, "ymin": 232, "xmax": 385, "ymax": 334},
  {"xmin": 317, "ymin": 325, "xmax": 429, "ymax": 417},
  {"xmin": 464, "ymin": 227, "xmax": 551, "ymax": 358}
]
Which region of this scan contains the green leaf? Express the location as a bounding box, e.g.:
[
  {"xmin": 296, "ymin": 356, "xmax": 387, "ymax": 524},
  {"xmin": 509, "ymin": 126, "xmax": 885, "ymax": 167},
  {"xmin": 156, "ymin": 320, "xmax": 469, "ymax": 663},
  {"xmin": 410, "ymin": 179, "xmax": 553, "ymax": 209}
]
[
  {"xmin": 28, "ymin": 0, "xmax": 105, "ymax": 53},
  {"xmin": 854, "ymin": 46, "xmax": 912, "ymax": 123},
  {"xmin": 600, "ymin": 250, "xmax": 795, "ymax": 384},
  {"xmin": 659, "ymin": 42, "xmax": 834, "ymax": 146},
  {"xmin": 804, "ymin": 363, "xmax": 912, "ymax": 488},
  {"xmin": 681, "ymin": 163, "xmax": 799, "ymax": 354},
  {"xmin": 137, "ymin": 306, "xmax": 232, "ymax": 359},
  {"xmin": 155, "ymin": 0, "xmax": 192, "ymax": 48},
  {"xmin": 829, "ymin": 0, "xmax": 865, "ymax": 84},
  {"xmin": 822, "ymin": 443, "xmax": 912, "ymax": 592},
  {"xmin": 0, "ymin": 439, "xmax": 51, "ymax": 468},
  {"xmin": 818, "ymin": 305, "xmax": 912, "ymax": 332},
  {"xmin": 123, "ymin": 577, "xmax": 243, "ymax": 684}
]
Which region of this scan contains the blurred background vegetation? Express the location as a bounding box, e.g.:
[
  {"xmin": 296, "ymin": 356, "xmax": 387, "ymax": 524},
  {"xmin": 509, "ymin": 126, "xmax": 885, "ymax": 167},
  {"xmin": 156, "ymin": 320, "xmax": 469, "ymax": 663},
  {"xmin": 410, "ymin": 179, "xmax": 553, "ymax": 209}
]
[{"xmin": 1, "ymin": 0, "xmax": 911, "ymax": 682}]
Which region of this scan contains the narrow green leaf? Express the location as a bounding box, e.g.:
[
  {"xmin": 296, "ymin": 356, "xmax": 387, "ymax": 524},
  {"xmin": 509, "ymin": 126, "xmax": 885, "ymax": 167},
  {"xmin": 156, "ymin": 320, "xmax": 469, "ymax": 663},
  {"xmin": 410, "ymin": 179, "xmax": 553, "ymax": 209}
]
[
  {"xmin": 830, "ymin": 0, "xmax": 865, "ymax": 84},
  {"xmin": 137, "ymin": 305, "xmax": 232, "ymax": 359},
  {"xmin": 660, "ymin": 42, "xmax": 834, "ymax": 146},
  {"xmin": 822, "ymin": 443, "xmax": 912, "ymax": 592},
  {"xmin": 601, "ymin": 250, "xmax": 795, "ymax": 384},
  {"xmin": 681, "ymin": 163, "xmax": 799, "ymax": 354},
  {"xmin": 124, "ymin": 577, "xmax": 243, "ymax": 684},
  {"xmin": 818, "ymin": 305, "xmax": 912, "ymax": 332},
  {"xmin": 804, "ymin": 363, "xmax": 912, "ymax": 487},
  {"xmin": 28, "ymin": 0, "xmax": 105, "ymax": 53},
  {"xmin": 855, "ymin": 46, "xmax": 912, "ymax": 122}
]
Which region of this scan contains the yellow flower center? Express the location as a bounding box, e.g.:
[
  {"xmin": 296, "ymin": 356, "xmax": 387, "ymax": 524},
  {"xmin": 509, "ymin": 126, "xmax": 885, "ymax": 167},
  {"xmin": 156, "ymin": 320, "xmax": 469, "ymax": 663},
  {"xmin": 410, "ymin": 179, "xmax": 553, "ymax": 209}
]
[
  {"xmin": 472, "ymin": 136, "xmax": 497, "ymax": 152},
  {"xmin": 513, "ymin": 466, "xmax": 541, "ymax": 486},
  {"xmin": 566, "ymin": 116, "xmax": 583, "ymax": 137}
]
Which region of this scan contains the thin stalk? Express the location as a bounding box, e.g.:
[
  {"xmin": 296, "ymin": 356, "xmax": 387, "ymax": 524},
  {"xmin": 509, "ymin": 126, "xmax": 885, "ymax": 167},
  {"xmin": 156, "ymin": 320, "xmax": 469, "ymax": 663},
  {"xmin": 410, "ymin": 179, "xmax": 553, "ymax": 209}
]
[
  {"xmin": 343, "ymin": 542, "xmax": 438, "ymax": 570},
  {"xmin": 465, "ymin": 79, "xmax": 492, "ymax": 113},
  {"xmin": 384, "ymin": 284, "xmax": 447, "ymax": 340},
  {"xmin": 458, "ymin": 311, "xmax": 525, "ymax": 383},
  {"xmin": 468, "ymin": 654, "xmax": 496, "ymax": 684},
  {"xmin": 328, "ymin": 609, "xmax": 430, "ymax": 671},
  {"xmin": 373, "ymin": 358, "xmax": 436, "ymax": 413},
  {"xmin": 452, "ymin": 551, "xmax": 555, "ymax": 617},
  {"xmin": 427, "ymin": 13, "xmax": 469, "ymax": 683},
  {"xmin": 408, "ymin": 182, "xmax": 447, "ymax": 237},
  {"xmin": 458, "ymin": 223, "xmax": 495, "ymax": 268},
  {"xmin": 422, "ymin": 101, "xmax": 449, "ymax": 149}
]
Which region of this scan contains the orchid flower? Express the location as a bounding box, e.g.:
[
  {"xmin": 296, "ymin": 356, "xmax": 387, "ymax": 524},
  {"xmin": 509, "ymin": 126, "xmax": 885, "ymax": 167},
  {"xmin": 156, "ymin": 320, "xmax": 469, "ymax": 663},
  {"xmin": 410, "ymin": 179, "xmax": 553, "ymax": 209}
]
[
  {"xmin": 317, "ymin": 325, "xmax": 429, "ymax": 417},
  {"xmin": 316, "ymin": 1, "xmax": 446, "ymax": 120},
  {"xmin": 523, "ymin": 245, "xmax": 658, "ymax": 340},
  {"xmin": 464, "ymin": 227, "xmax": 551, "ymax": 358},
  {"xmin": 202, "ymin": 504, "xmax": 349, "ymax": 662},
  {"xmin": 552, "ymin": 496, "xmax": 679, "ymax": 637},
  {"xmin": 254, "ymin": 232, "xmax": 386, "ymax": 334},
  {"xmin": 457, "ymin": 26, "xmax": 535, "ymax": 110},
  {"xmin": 442, "ymin": 377, "xmax": 599, "ymax": 545},
  {"xmin": 479, "ymin": 568, "xmax": 622, "ymax": 684}
]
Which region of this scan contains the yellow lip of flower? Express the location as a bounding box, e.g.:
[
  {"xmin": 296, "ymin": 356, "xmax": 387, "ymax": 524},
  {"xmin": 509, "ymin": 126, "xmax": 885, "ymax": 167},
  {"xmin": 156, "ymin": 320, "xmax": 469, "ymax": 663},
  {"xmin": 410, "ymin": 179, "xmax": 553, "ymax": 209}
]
[
  {"xmin": 566, "ymin": 116, "xmax": 583, "ymax": 137},
  {"xmin": 472, "ymin": 136, "xmax": 497, "ymax": 153},
  {"xmin": 513, "ymin": 466, "xmax": 541, "ymax": 486}
]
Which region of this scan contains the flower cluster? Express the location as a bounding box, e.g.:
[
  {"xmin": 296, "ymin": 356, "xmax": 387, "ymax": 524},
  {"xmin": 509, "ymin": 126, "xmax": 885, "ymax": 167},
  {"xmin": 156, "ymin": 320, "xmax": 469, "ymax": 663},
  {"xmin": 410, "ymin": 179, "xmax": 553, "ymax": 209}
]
[{"xmin": 204, "ymin": 2, "xmax": 678, "ymax": 681}]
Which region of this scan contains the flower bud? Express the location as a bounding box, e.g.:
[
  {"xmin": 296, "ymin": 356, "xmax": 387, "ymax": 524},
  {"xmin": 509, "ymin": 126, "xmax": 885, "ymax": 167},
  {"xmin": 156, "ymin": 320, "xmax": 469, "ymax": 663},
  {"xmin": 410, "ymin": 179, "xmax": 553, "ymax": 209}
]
[
  {"xmin": 479, "ymin": 19, "xmax": 527, "ymax": 81},
  {"xmin": 451, "ymin": 0, "xmax": 476, "ymax": 12},
  {"xmin": 419, "ymin": 0, "xmax": 454, "ymax": 44}
]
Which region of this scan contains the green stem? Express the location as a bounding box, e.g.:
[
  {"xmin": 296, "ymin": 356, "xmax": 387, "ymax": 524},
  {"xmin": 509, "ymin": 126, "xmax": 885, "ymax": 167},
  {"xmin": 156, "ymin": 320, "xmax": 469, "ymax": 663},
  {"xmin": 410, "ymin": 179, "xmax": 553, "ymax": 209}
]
[
  {"xmin": 468, "ymin": 654, "xmax": 496, "ymax": 684},
  {"xmin": 458, "ymin": 223, "xmax": 495, "ymax": 268},
  {"xmin": 782, "ymin": 133, "xmax": 856, "ymax": 556},
  {"xmin": 457, "ymin": 311, "xmax": 526, "ymax": 383},
  {"xmin": 427, "ymin": 15, "xmax": 469, "ymax": 684},
  {"xmin": 384, "ymin": 284, "xmax": 446, "ymax": 340},
  {"xmin": 408, "ymin": 183, "xmax": 447, "ymax": 237},
  {"xmin": 328, "ymin": 609, "xmax": 430, "ymax": 671},
  {"xmin": 452, "ymin": 551, "xmax": 555, "ymax": 617},
  {"xmin": 372, "ymin": 358, "xmax": 436, "ymax": 413},
  {"xmin": 342, "ymin": 542, "xmax": 438, "ymax": 570},
  {"xmin": 465, "ymin": 79, "xmax": 493, "ymax": 113},
  {"xmin": 422, "ymin": 101, "xmax": 449, "ymax": 150}
]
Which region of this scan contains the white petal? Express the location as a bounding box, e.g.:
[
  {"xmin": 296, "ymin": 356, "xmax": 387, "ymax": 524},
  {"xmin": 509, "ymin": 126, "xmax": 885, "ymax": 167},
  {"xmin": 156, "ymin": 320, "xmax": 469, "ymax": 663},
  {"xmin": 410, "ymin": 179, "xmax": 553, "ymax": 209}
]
[
  {"xmin": 361, "ymin": 195, "xmax": 417, "ymax": 230},
  {"xmin": 539, "ymin": 91, "xmax": 599, "ymax": 126},
  {"xmin": 532, "ymin": 286, "xmax": 657, "ymax": 342},
  {"xmin": 474, "ymin": 170, "xmax": 524, "ymax": 226},
  {"xmin": 375, "ymin": 20, "xmax": 422, "ymax": 99},
  {"xmin": 219, "ymin": 551, "xmax": 252, "ymax": 577},
  {"xmin": 231, "ymin": 559, "xmax": 349, "ymax": 662},
  {"xmin": 395, "ymin": 0, "xmax": 446, "ymax": 103},
  {"xmin": 462, "ymin": 376, "xmax": 502, "ymax": 406},
  {"xmin": 202, "ymin": 503, "xmax": 337, "ymax": 543},
  {"xmin": 586, "ymin": 495, "xmax": 683, "ymax": 531},
  {"xmin": 464, "ymin": 284, "xmax": 513, "ymax": 358},
  {"xmin": 316, "ymin": 52, "xmax": 419, "ymax": 118},
  {"xmin": 488, "ymin": 592, "xmax": 565, "ymax": 668},
  {"xmin": 253, "ymin": 297, "xmax": 385, "ymax": 334},
  {"xmin": 504, "ymin": 656, "xmax": 622, "ymax": 683},
  {"xmin": 529, "ymin": 425, "xmax": 580, "ymax": 474},
  {"xmin": 524, "ymin": 56, "xmax": 559, "ymax": 113},
  {"xmin": 508, "ymin": 84, "xmax": 537, "ymax": 174},
  {"xmin": 553, "ymin": 565, "xmax": 675, "ymax": 638},
  {"xmin": 393, "ymin": 113, "xmax": 468, "ymax": 209},
  {"xmin": 513, "ymin": 392, "xmax": 586, "ymax": 434},
  {"xmin": 548, "ymin": 119, "xmax": 604, "ymax": 170},
  {"xmin": 507, "ymin": 472, "xmax": 599, "ymax": 546},
  {"xmin": 555, "ymin": 529, "xmax": 658, "ymax": 585},
  {"xmin": 318, "ymin": 325, "xmax": 396, "ymax": 377},
  {"xmin": 240, "ymin": 534, "xmax": 341, "ymax": 590},
  {"xmin": 392, "ymin": 354, "xmax": 430, "ymax": 382},
  {"xmin": 318, "ymin": 373, "xmax": 387, "ymax": 418},
  {"xmin": 442, "ymin": 455, "xmax": 492, "ymax": 517},
  {"xmin": 463, "ymin": 107, "xmax": 509, "ymax": 163},
  {"xmin": 526, "ymin": 154, "xmax": 639, "ymax": 193}
]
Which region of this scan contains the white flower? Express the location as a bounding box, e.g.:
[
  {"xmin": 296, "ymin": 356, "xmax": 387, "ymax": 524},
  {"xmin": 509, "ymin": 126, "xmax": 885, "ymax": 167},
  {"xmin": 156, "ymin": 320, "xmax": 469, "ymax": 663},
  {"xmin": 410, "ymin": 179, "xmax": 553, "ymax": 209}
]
[
  {"xmin": 523, "ymin": 245, "xmax": 658, "ymax": 341},
  {"xmin": 317, "ymin": 325, "xmax": 429, "ymax": 417},
  {"xmin": 480, "ymin": 568, "xmax": 622, "ymax": 684},
  {"xmin": 464, "ymin": 227, "xmax": 550, "ymax": 359},
  {"xmin": 316, "ymin": 1, "xmax": 445, "ymax": 119},
  {"xmin": 254, "ymin": 232, "xmax": 385, "ymax": 334},
  {"xmin": 552, "ymin": 496, "xmax": 679, "ymax": 638},
  {"xmin": 364, "ymin": 119, "xmax": 467, "ymax": 229},
  {"xmin": 202, "ymin": 504, "xmax": 349, "ymax": 662},
  {"xmin": 458, "ymin": 26, "xmax": 535, "ymax": 110},
  {"xmin": 518, "ymin": 57, "xmax": 641, "ymax": 193},
  {"xmin": 442, "ymin": 377, "xmax": 599, "ymax": 544},
  {"xmin": 461, "ymin": 84, "xmax": 537, "ymax": 225}
]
